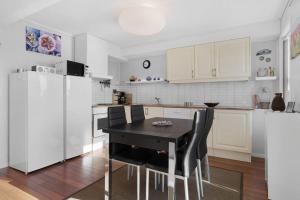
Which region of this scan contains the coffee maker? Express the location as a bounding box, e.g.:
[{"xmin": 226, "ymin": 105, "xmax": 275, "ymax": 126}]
[{"xmin": 112, "ymin": 90, "xmax": 126, "ymax": 105}]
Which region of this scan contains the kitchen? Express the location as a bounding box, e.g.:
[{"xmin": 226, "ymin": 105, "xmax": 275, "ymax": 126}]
[{"xmin": 0, "ymin": 0, "xmax": 300, "ymax": 200}]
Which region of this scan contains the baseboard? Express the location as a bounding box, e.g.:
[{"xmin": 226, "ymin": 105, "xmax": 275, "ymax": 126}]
[
  {"xmin": 0, "ymin": 162, "xmax": 8, "ymax": 169},
  {"xmin": 251, "ymin": 153, "xmax": 265, "ymax": 158}
]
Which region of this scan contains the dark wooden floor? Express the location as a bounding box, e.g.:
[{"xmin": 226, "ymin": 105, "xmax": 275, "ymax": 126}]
[
  {"xmin": 0, "ymin": 150, "xmax": 267, "ymax": 200},
  {"xmin": 210, "ymin": 156, "xmax": 268, "ymax": 200}
]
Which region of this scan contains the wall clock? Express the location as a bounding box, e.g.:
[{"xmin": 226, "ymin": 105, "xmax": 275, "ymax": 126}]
[{"xmin": 143, "ymin": 60, "xmax": 151, "ymax": 69}]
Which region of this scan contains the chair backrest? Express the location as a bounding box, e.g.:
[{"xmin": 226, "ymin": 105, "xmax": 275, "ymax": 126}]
[
  {"xmin": 107, "ymin": 106, "xmax": 127, "ymax": 128},
  {"xmin": 197, "ymin": 108, "xmax": 214, "ymax": 160},
  {"xmin": 182, "ymin": 109, "xmax": 207, "ymax": 178},
  {"xmin": 131, "ymin": 105, "xmax": 145, "ymax": 123}
]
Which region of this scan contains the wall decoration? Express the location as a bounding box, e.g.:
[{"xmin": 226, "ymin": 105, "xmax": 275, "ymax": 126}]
[
  {"xmin": 26, "ymin": 26, "xmax": 61, "ymax": 57},
  {"xmin": 291, "ymin": 19, "xmax": 300, "ymax": 59},
  {"xmin": 256, "ymin": 49, "xmax": 271, "ymax": 56},
  {"xmin": 143, "ymin": 60, "xmax": 151, "ymax": 69},
  {"xmin": 259, "ymin": 56, "xmax": 264, "ymax": 61}
]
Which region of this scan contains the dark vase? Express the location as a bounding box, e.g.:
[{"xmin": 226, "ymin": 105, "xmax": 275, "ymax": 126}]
[{"xmin": 271, "ymin": 93, "xmax": 285, "ymax": 111}]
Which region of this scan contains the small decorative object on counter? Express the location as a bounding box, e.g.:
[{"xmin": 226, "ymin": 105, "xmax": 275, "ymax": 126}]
[
  {"xmin": 129, "ymin": 75, "xmax": 137, "ymax": 82},
  {"xmin": 146, "ymin": 76, "xmax": 152, "ymax": 81},
  {"xmin": 257, "ymin": 68, "xmax": 265, "ymax": 77},
  {"xmin": 152, "ymin": 120, "xmax": 173, "ymax": 127},
  {"xmin": 271, "ymin": 93, "xmax": 285, "ymax": 111},
  {"xmin": 204, "ymin": 102, "xmax": 219, "ymax": 107},
  {"xmin": 286, "ymin": 102, "xmax": 296, "ymax": 113}
]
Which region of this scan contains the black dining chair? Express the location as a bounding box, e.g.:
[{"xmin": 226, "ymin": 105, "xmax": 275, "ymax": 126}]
[
  {"xmin": 145, "ymin": 110, "xmax": 207, "ymax": 200},
  {"xmin": 108, "ymin": 106, "xmax": 152, "ymax": 200},
  {"xmin": 131, "ymin": 105, "xmax": 145, "ymax": 123},
  {"xmin": 196, "ymin": 107, "xmax": 214, "ymax": 198}
]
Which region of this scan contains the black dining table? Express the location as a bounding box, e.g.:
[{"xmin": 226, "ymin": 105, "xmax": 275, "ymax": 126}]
[{"xmin": 103, "ymin": 117, "xmax": 193, "ymax": 200}]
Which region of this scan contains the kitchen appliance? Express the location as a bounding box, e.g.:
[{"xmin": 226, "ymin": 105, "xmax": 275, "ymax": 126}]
[
  {"xmin": 32, "ymin": 65, "xmax": 56, "ymax": 73},
  {"xmin": 112, "ymin": 90, "xmax": 127, "ymax": 104},
  {"xmin": 93, "ymin": 107, "xmax": 108, "ymax": 138},
  {"xmin": 55, "ymin": 60, "xmax": 89, "ymax": 77},
  {"xmin": 9, "ymin": 72, "xmax": 64, "ymax": 173},
  {"xmin": 64, "ymin": 76, "xmax": 92, "ymax": 159}
]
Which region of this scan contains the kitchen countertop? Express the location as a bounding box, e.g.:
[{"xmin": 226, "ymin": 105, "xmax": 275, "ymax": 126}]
[{"xmin": 93, "ymin": 103, "xmax": 254, "ymax": 111}]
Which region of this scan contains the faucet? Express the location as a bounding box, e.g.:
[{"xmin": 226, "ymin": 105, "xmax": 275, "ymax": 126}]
[{"xmin": 154, "ymin": 97, "xmax": 160, "ymax": 104}]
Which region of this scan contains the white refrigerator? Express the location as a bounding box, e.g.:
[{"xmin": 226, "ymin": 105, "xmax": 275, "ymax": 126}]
[
  {"xmin": 9, "ymin": 72, "xmax": 64, "ymax": 173},
  {"xmin": 64, "ymin": 76, "xmax": 92, "ymax": 159}
]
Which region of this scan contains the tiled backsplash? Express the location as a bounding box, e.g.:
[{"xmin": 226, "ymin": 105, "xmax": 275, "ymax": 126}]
[
  {"xmin": 93, "ymin": 80, "xmax": 279, "ymax": 107},
  {"xmin": 92, "ymin": 81, "xmax": 118, "ymax": 105},
  {"xmin": 118, "ymin": 81, "xmax": 256, "ymax": 107}
]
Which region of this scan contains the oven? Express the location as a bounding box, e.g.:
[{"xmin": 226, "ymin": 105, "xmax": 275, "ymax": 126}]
[{"xmin": 93, "ymin": 107, "xmax": 108, "ymax": 138}]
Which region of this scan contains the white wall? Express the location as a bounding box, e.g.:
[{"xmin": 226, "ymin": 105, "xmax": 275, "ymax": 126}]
[
  {"xmin": 0, "ymin": 20, "xmax": 74, "ymax": 168},
  {"xmin": 120, "ymin": 55, "xmax": 166, "ymax": 82},
  {"xmin": 280, "ymin": 0, "xmax": 300, "ymax": 111}
]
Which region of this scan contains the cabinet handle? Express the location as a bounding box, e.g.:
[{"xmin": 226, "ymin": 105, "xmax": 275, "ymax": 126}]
[
  {"xmin": 192, "ymin": 70, "xmax": 194, "ymax": 78},
  {"xmin": 212, "ymin": 68, "xmax": 217, "ymax": 77},
  {"xmin": 145, "ymin": 108, "xmax": 148, "ymax": 115}
]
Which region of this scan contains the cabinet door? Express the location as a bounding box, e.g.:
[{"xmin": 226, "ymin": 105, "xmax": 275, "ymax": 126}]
[
  {"xmin": 214, "ymin": 38, "xmax": 250, "ymax": 78},
  {"xmin": 144, "ymin": 107, "xmax": 164, "ymax": 119},
  {"xmin": 195, "ymin": 43, "xmax": 214, "ymax": 79},
  {"xmin": 167, "ymin": 46, "xmax": 194, "ymax": 81},
  {"xmin": 164, "ymin": 108, "xmax": 191, "ymax": 119},
  {"xmin": 213, "ymin": 110, "xmax": 251, "ymax": 153}
]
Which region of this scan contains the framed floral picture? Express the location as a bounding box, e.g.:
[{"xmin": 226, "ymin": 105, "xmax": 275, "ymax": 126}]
[
  {"xmin": 291, "ymin": 18, "xmax": 300, "ymax": 59},
  {"xmin": 25, "ymin": 26, "xmax": 61, "ymax": 57}
]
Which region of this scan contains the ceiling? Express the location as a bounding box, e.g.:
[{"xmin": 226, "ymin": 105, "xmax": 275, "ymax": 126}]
[
  {"xmin": 0, "ymin": 0, "xmax": 63, "ymax": 28},
  {"xmin": 2, "ymin": 0, "xmax": 288, "ymax": 47}
]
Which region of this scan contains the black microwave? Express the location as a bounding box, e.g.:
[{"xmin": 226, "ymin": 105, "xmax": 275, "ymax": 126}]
[{"xmin": 55, "ymin": 60, "xmax": 89, "ymax": 77}]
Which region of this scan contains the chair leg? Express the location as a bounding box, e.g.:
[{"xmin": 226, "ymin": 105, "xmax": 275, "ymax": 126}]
[
  {"xmin": 205, "ymin": 155, "xmax": 211, "ymax": 182},
  {"xmin": 195, "ymin": 169, "xmax": 201, "ymax": 200},
  {"xmin": 131, "ymin": 165, "xmax": 134, "ymax": 177},
  {"xmin": 137, "ymin": 166, "xmax": 140, "ymax": 200},
  {"xmin": 127, "ymin": 165, "xmax": 130, "ymax": 180},
  {"xmin": 197, "ymin": 159, "xmax": 204, "ymax": 198},
  {"xmin": 146, "ymin": 169, "xmax": 150, "ymax": 200},
  {"xmin": 154, "ymin": 172, "xmax": 157, "ymax": 190},
  {"xmin": 158, "ymin": 173, "xmax": 161, "ymax": 185},
  {"xmin": 162, "ymin": 174, "xmax": 165, "ymax": 192},
  {"xmin": 184, "ymin": 177, "xmax": 189, "ymax": 200}
]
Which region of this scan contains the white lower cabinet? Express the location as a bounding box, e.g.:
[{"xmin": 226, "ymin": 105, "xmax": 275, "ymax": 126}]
[
  {"xmin": 144, "ymin": 106, "xmax": 164, "ymax": 119},
  {"xmin": 213, "ymin": 110, "xmax": 251, "ymax": 153},
  {"xmin": 164, "ymin": 108, "xmax": 191, "ymax": 119},
  {"xmin": 188, "ymin": 108, "xmax": 251, "ymax": 162}
]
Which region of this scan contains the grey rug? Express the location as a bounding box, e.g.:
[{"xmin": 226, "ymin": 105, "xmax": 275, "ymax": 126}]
[{"xmin": 68, "ymin": 166, "xmax": 242, "ymax": 200}]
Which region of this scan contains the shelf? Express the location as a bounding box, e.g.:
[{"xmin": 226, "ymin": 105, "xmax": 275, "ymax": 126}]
[
  {"xmin": 255, "ymin": 76, "xmax": 277, "ymax": 81},
  {"xmin": 124, "ymin": 79, "xmax": 167, "ymax": 84}
]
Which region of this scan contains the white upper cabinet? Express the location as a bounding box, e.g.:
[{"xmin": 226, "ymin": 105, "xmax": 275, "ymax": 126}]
[
  {"xmin": 167, "ymin": 46, "xmax": 194, "ymax": 81},
  {"xmin": 75, "ymin": 34, "xmax": 108, "ymax": 78},
  {"xmin": 75, "ymin": 33, "xmax": 125, "ymax": 79},
  {"xmin": 194, "ymin": 43, "xmax": 215, "ymax": 79},
  {"xmin": 166, "ymin": 37, "xmax": 251, "ymax": 83},
  {"xmin": 214, "ymin": 38, "xmax": 250, "ymax": 79}
]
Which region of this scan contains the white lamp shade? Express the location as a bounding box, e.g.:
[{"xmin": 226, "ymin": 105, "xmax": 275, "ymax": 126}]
[{"xmin": 118, "ymin": 5, "xmax": 166, "ymax": 36}]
